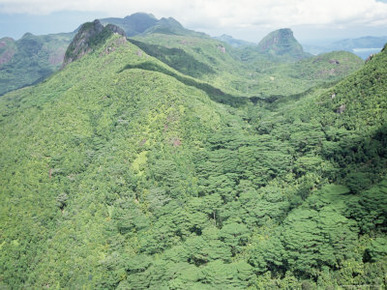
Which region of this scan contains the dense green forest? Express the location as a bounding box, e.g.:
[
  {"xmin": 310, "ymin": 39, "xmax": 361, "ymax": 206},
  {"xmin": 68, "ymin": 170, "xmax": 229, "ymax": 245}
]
[
  {"xmin": 0, "ymin": 19, "xmax": 386, "ymax": 289},
  {"xmin": 0, "ymin": 32, "xmax": 73, "ymax": 96}
]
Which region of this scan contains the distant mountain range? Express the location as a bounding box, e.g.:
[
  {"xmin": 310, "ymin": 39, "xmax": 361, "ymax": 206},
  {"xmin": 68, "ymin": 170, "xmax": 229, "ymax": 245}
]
[
  {"xmin": 0, "ymin": 12, "xmax": 385, "ymax": 96},
  {"xmin": 0, "ymin": 32, "xmax": 74, "ymax": 95},
  {"xmin": 215, "ymin": 33, "xmax": 387, "ymax": 60},
  {"xmin": 100, "ymin": 12, "xmax": 205, "ymax": 37},
  {"xmin": 303, "ymin": 36, "xmax": 387, "ymax": 59}
]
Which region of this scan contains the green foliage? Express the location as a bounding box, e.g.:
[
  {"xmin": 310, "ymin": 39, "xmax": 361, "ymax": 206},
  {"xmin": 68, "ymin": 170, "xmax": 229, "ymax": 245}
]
[
  {"xmin": 0, "ymin": 22, "xmax": 386, "ymax": 289},
  {"xmin": 129, "ymin": 39, "xmax": 216, "ymax": 78},
  {"xmin": 0, "ymin": 33, "xmax": 73, "ymax": 95},
  {"xmin": 291, "ymin": 51, "xmax": 364, "ymax": 81}
]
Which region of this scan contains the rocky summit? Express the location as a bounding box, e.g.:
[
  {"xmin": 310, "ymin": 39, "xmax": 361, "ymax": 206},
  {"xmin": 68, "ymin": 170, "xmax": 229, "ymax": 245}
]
[{"xmin": 257, "ymin": 28, "xmax": 309, "ymax": 59}]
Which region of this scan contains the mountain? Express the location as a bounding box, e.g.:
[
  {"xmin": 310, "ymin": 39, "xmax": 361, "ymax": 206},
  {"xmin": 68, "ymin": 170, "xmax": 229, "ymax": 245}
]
[
  {"xmin": 0, "ymin": 13, "xmax": 209, "ymax": 97},
  {"xmin": 0, "ymin": 24, "xmax": 240, "ymax": 288},
  {"xmin": 142, "ymin": 17, "xmax": 205, "ymax": 37},
  {"xmin": 0, "ymin": 32, "xmax": 73, "ymax": 95},
  {"xmin": 332, "ymin": 36, "xmax": 387, "ymax": 50},
  {"xmin": 0, "ymin": 18, "xmax": 386, "ymax": 289},
  {"xmin": 63, "ymin": 19, "xmax": 125, "ymax": 67},
  {"xmin": 100, "ymin": 13, "xmax": 158, "ymax": 36},
  {"xmin": 256, "ymin": 28, "xmax": 310, "ymax": 59},
  {"xmin": 129, "ymin": 27, "xmax": 362, "ymax": 99},
  {"xmin": 290, "ymin": 50, "xmax": 364, "ymax": 81},
  {"xmin": 100, "ymin": 13, "xmax": 203, "ymax": 37},
  {"xmin": 214, "ymin": 34, "xmax": 253, "ymax": 47},
  {"xmin": 0, "ymin": 15, "xmax": 362, "ymax": 98},
  {"xmin": 304, "ymin": 35, "xmax": 387, "ymax": 59}
]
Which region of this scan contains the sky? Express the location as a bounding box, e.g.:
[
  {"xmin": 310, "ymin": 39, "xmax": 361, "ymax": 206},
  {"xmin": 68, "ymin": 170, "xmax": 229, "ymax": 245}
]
[{"xmin": 0, "ymin": 0, "xmax": 387, "ymax": 43}]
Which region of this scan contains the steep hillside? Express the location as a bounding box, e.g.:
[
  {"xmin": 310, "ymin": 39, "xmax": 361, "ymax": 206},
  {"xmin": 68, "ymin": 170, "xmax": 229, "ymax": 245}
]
[
  {"xmin": 0, "ymin": 24, "xmax": 243, "ymax": 288},
  {"xmin": 130, "ymin": 29, "xmax": 362, "ymax": 98},
  {"xmin": 242, "ymin": 44, "xmax": 387, "ymax": 286},
  {"xmin": 0, "ymin": 20, "xmax": 385, "ymax": 289},
  {"xmin": 0, "ymin": 32, "xmax": 73, "ymax": 95},
  {"xmin": 63, "ymin": 19, "xmax": 125, "ymax": 66}
]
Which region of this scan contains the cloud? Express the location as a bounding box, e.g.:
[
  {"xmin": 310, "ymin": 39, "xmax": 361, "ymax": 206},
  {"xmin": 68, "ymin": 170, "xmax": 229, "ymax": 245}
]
[{"xmin": 0, "ymin": 0, "xmax": 386, "ymax": 33}]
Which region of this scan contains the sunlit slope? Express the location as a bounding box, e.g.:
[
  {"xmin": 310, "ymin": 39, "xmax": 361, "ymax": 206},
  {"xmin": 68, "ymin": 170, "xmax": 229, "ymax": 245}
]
[
  {"xmin": 132, "ymin": 30, "xmax": 363, "ymax": 99},
  {"xmin": 0, "ymin": 21, "xmax": 385, "ymax": 289},
  {"xmin": 0, "ymin": 33, "xmax": 238, "ymax": 287},
  {"xmin": 243, "ymin": 44, "xmax": 386, "ymax": 287}
]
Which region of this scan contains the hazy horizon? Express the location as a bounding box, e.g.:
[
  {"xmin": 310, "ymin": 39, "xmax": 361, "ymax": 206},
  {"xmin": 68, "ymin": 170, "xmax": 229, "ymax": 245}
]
[{"xmin": 1, "ymin": 0, "xmax": 387, "ymax": 44}]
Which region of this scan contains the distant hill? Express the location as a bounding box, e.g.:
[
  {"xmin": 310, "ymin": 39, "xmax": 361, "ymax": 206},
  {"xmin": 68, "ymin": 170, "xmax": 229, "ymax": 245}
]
[
  {"xmin": 0, "ymin": 14, "xmax": 370, "ymax": 97},
  {"xmin": 256, "ymin": 28, "xmax": 311, "ymax": 59},
  {"xmin": 290, "ymin": 50, "xmax": 364, "ymax": 81},
  {"xmin": 214, "ymin": 34, "xmax": 253, "ymax": 47},
  {"xmin": 130, "ymin": 26, "xmax": 362, "ymax": 99},
  {"xmin": 303, "ymin": 35, "xmax": 387, "ymax": 59},
  {"xmin": 0, "ymin": 13, "xmax": 203, "ymax": 96},
  {"xmin": 332, "ymin": 36, "xmax": 387, "ymax": 50},
  {"xmin": 0, "ymin": 32, "xmax": 73, "ymax": 95},
  {"xmin": 100, "ymin": 12, "xmax": 158, "ymax": 36},
  {"xmin": 142, "ymin": 17, "xmax": 205, "ymax": 37},
  {"xmin": 100, "ymin": 13, "xmax": 204, "ymax": 37}
]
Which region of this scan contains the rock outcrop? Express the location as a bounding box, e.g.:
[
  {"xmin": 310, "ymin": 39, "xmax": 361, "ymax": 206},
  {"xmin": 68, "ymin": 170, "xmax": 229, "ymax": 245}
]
[
  {"xmin": 63, "ymin": 20, "xmax": 125, "ymax": 67},
  {"xmin": 257, "ymin": 28, "xmax": 309, "ymax": 59}
]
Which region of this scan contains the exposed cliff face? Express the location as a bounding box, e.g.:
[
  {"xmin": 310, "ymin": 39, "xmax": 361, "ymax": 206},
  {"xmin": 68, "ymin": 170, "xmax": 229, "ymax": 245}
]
[
  {"xmin": 63, "ymin": 20, "xmax": 126, "ymax": 67},
  {"xmin": 257, "ymin": 28, "xmax": 309, "ymax": 59},
  {"xmin": 0, "ymin": 37, "xmax": 16, "ymax": 68}
]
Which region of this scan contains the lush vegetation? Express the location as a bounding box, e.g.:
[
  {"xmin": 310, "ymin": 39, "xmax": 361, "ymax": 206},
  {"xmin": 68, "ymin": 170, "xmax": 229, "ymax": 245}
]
[
  {"xmin": 130, "ymin": 28, "xmax": 363, "ymax": 99},
  {"xmin": 0, "ymin": 14, "xmax": 363, "ymax": 99},
  {"xmin": 0, "ymin": 32, "xmax": 73, "ymax": 95},
  {"xmin": 0, "ymin": 19, "xmax": 386, "ymax": 289}
]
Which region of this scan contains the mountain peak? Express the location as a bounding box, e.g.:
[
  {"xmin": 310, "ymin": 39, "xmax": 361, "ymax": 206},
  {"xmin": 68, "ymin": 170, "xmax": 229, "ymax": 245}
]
[
  {"xmin": 101, "ymin": 13, "xmax": 158, "ymax": 36},
  {"xmin": 21, "ymin": 32, "xmax": 35, "ymax": 39},
  {"xmin": 100, "ymin": 13, "xmax": 205, "ymax": 38},
  {"xmin": 158, "ymin": 17, "xmax": 183, "ymax": 27},
  {"xmin": 143, "ymin": 17, "xmax": 187, "ymax": 35},
  {"xmin": 63, "ymin": 19, "xmax": 125, "ymax": 67},
  {"xmin": 124, "ymin": 12, "xmax": 156, "ymax": 21},
  {"xmin": 257, "ymin": 28, "xmax": 308, "ymax": 59}
]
